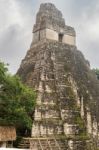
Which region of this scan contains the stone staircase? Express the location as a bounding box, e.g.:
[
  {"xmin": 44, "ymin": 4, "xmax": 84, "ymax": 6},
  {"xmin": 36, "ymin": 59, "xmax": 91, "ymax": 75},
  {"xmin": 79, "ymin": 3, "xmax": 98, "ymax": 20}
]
[
  {"xmin": 18, "ymin": 137, "xmax": 68, "ymax": 150},
  {"xmin": 17, "ymin": 138, "xmax": 30, "ymax": 149}
]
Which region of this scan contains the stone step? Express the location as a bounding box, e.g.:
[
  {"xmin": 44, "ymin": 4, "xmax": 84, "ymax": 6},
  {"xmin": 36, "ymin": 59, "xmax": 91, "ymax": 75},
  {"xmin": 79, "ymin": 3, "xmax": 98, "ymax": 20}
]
[
  {"xmin": 30, "ymin": 139, "xmax": 67, "ymax": 150},
  {"xmin": 18, "ymin": 137, "xmax": 68, "ymax": 150},
  {"xmin": 17, "ymin": 138, "xmax": 30, "ymax": 149},
  {"xmin": 18, "ymin": 136, "xmax": 93, "ymax": 150}
]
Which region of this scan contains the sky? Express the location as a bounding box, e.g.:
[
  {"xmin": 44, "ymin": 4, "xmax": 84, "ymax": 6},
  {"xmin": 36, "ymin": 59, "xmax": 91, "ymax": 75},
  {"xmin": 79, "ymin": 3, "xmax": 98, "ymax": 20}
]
[{"xmin": 0, "ymin": 0, "xmax": 99, "ymax": 74}]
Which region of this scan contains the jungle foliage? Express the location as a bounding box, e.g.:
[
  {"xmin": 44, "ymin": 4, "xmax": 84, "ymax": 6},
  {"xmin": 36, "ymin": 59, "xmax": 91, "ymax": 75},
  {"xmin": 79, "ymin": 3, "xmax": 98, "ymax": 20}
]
[{"xmin": 0, "ymin": 62, "xmax": 36, "ymax": 130}]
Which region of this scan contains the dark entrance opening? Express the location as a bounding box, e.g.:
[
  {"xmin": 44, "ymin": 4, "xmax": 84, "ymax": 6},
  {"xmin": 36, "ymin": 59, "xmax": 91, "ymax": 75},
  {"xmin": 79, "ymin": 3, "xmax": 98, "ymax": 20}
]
[
  {"xmin": 38, "ymin": 31, "xmax": 40, "ymax": 41},
  {"xmin": 59, "ymin": 33, "xmax": 64, "ymax": 42}
]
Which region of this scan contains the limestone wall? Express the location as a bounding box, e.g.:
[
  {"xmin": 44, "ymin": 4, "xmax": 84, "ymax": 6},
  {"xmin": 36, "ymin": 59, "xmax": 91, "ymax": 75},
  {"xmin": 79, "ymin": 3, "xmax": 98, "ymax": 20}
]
[
  {"xmin": 33, "ymin": 28, "xmax": 76, "ymax": 45},
  {"xmin": 33, "ymin": 31, "xmax": 39, "ymax": 43},
  {"xmin": 33, "ymin": 29, "xmax": 46, "ymax": 43},
  {"xmin": 46, "ymin": 29, "xmax": 58, "ymax": 41},
  {"xmin": 63, "ymin": 34, "xmax": 75, "ymax": 45},
  {"xmin": 32, "ymin": 122, "xmax": 63, "ymax": 137}
]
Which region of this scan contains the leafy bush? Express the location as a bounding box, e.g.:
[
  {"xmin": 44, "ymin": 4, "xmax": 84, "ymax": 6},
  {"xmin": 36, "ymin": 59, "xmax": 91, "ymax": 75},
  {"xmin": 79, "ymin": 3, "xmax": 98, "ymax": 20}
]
[{"xmin": 0, "ymin": 62, "xmax": 36, "ymax": 130}]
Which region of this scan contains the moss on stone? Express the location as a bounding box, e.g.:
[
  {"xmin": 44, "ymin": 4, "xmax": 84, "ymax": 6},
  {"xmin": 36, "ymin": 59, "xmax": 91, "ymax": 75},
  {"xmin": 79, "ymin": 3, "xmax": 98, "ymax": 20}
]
[
  {"xmin": 17, "ymin": 38, "xmax": 99, "ymax": 148},
  {"xmin": 35, "ymin": 118, "xmax": 63, "ymax": 126}
]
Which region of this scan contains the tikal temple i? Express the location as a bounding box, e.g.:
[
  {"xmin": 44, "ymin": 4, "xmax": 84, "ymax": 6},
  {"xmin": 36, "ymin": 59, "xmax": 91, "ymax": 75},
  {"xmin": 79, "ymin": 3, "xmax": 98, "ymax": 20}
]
[{"xmin": 2, "ymin": 3, "xmax": 99, "ymax": 150}]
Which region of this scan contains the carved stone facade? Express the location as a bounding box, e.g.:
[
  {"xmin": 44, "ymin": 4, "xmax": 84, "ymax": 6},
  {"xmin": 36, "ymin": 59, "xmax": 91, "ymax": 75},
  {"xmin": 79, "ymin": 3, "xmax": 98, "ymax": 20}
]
[
  {"xmin": 17, "ymin": 3, "xmax": 99, "ymax": 150},
  {"xmin": 32, "ymin": 3, "xmax": 76, "ymax": 46}
]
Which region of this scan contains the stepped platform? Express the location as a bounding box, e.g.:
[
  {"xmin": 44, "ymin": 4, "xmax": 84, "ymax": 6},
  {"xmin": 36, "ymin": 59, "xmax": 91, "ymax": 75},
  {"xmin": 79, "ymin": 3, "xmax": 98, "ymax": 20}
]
[{"xmin": 18, "ymin": 136, "xmax": 92, "ymax": 150}]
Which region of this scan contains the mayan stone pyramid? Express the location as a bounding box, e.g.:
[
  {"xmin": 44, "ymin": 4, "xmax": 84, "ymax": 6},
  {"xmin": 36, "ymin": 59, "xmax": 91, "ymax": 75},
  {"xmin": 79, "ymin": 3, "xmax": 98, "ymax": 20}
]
[{"xmin": 17, "ymin": 3, "xmax": 99, "ymax": 150}]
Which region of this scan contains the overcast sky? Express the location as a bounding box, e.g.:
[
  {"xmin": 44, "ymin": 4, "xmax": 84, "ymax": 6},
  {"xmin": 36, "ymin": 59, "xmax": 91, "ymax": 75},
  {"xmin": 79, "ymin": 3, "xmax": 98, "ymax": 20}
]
[{"xmin": 0, "ymin": 0, "xmax": 99, "ymax": 74}]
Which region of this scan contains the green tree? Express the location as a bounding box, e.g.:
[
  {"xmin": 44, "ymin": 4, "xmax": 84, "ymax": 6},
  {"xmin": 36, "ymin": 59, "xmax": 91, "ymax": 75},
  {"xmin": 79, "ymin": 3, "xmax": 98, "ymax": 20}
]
[
  {"xmin": 0, "ymin": 62, "xmax": 8, "ymax": 83},
  {"xmin": 0, "ymin": 62, "xmax": 36, "ymax": 132},
  {"xmin": 92, "ymin": 68, "xmax": 99, "ymax": 80}
]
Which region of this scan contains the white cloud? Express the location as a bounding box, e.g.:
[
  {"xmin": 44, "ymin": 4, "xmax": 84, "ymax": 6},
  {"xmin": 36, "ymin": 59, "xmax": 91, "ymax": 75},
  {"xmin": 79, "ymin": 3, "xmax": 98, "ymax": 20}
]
[
  {"xmin": 0, "ymin": 0, "xmax": 24, "ymax": 31},
  {"xmin": 74, "ymin": 0, "xmax": 99, "ymax": 68},
  {"xmin": 0, "ymin": 0, "xmax": 99, "ymax": 74},
  {"xmin": 0, "ymin": 0, "xmax": 33, "ymax": 73}
]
